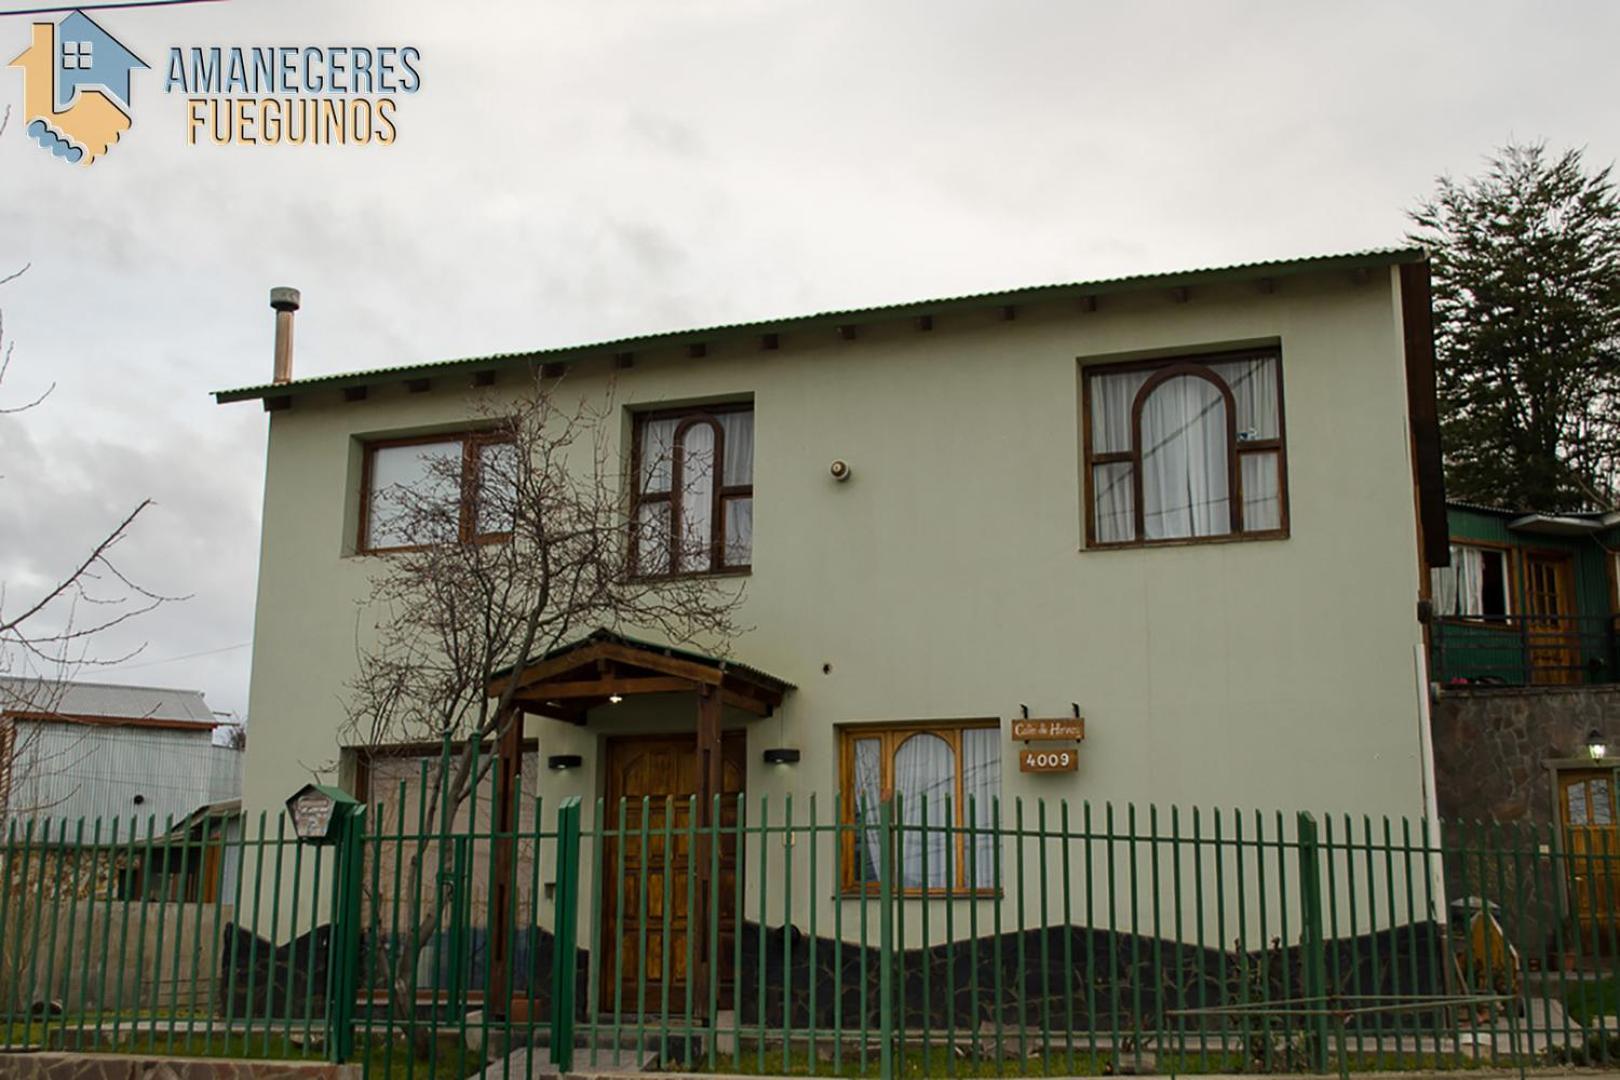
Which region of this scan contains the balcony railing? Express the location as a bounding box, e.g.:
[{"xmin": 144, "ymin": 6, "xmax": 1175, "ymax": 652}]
[{"xmin": 1430, "ymin": 611, "xmax": 1620, "ymax": 687}]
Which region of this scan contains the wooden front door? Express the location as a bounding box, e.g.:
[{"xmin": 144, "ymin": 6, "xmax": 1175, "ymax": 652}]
[
  {"xmin": 1525, "ymin": 552, "xmax": 1577, "ymax": 685},
  {"xmin": 1561, "ymin": 769, "xmax": 1620, "ymax": 945},
  {"xmin": 601, "ymin": 733, "xmax": 745, "ymax": 1014}
]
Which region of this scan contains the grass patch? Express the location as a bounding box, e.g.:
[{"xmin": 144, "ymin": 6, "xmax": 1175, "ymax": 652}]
[
  {"xmin": 1563, "ymin": 975, "xmax": 1620, "ymax": 1025},
  {"xmin": 682, "ymin": 1047, "xmax": 1507, "ymax": 1076},
  {"xmin": 691, "ymin": 1048, "xmax": 1105, "ymax": 1077},
  {"xmin": 0, "ymin": 1025, "xmax": 468, "ymax": 1080}
]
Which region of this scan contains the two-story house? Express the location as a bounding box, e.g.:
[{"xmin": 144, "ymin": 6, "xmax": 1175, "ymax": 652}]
[{"xmin": 219, "ymin": 247, "xmax": 1449, "ymax": 1018}]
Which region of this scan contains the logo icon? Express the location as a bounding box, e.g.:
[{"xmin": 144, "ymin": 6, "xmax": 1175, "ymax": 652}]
[{"xmin": 10, "ymin": 9, "xmax": 145, "ymax": 166}]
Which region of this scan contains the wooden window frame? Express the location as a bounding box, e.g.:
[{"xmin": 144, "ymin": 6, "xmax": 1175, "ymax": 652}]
[
  {"xmin": 836, "ymin": 720, "xmax": 1001, "ymax": 897},
  {"xmin": 1558, "ymin": 768, "xmax": 1619, "ymax": 827},
  {"xmin": 1082, "ymin": 347, "xmax": 1289, "ymax": 550},
  {"xmin": 629, "ymin": 402, "xmax": 754, "ymax": 579},
  {"xmin": 357, "ymin": 430, "xmax": 516, "ymax": 555},
  {"xmin": 1439, "ymin": 539, "xmax": 1517, "ymax": 628}
]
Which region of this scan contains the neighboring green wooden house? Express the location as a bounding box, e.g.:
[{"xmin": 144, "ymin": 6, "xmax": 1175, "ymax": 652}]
[{"xmin": 1430, "ymin": 502, "xmax": 1620, "ymax": 686}]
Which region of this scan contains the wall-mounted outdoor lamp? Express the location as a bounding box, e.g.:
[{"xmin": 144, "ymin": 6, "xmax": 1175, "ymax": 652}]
[
  {"xmin": 286, "ymin": 783, "xmax": 361, "ymax": 845},
  {"xmin": 763, "ymin": 747, "xmax": 801, "ymax": 765},
  {"xmin": 548, "ymin": 754, "xmax": 583, "ymax": 771},
  {"xmin": 608, "ymin": 694, "xmax": 624, "ymax": 705},
  {"xmin": 1588, "ymin": 729, "xmax": 1608, "ymax": 762}
]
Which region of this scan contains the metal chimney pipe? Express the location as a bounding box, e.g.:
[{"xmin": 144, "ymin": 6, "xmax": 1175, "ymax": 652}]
[{"xmin": 270, "ymin": 286, "xmax": 301, "ymax": 385}]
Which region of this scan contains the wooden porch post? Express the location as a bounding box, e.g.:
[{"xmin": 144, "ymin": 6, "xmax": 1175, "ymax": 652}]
[
  {"xmin": 488, "ymin": 704, "xmax": 524, "ymax": 1017},
  {"xmin": 693, "ymin": 684, "xmax": 723, "ymax": 1018}
]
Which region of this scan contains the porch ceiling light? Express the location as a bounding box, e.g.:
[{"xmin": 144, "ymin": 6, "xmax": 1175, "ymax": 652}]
[
  {"xmin": 608, "ymin": 694, "xmax": 623, "ymax": 704},
  {"xmin": 1588, "ymin": 729, "xmax": 1608, "ymax": 762}
]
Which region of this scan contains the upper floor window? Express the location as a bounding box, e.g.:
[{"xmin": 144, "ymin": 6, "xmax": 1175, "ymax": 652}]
[
  {"xmin": 1083, "ymin": 349, "xmax": 1287, "ymax": 548},
  {"xmin": 360, "ymin": 432, "xmax": 515, "ymax": 553},
  {"xmin": 631, "ymin": 404, "xmax": 753, "ymax": 577}
]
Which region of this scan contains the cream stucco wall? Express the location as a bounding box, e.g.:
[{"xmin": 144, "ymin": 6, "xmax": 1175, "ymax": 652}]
[{"xmin": 236, "ymin": 265, "xmax": 1431, "ymax": 950}]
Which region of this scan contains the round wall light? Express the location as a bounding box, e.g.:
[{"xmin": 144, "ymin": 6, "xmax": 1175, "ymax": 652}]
[
  {"xmin": 763, "ymin": 747, "xmax": 801, "ymax": 765},
  {"xmin": 548, "ymin": 754, "xmax": 583, "ymax": 771}
]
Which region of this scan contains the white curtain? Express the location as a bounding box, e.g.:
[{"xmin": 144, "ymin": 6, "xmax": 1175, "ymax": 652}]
[
  {"xmin": 636, "ymin": 502, "xmax": 672, "ymax": 576},
  {"xmin": 894, "ymin": 733, "xmax": 953, "ymax": 889},
  {"xmin": 717, "ymin": 411, "xmax": 754, "ymax": 566},
  {"xmin": 1209, "ymin": 357, "xmax": 1280, "ymax": 442},
  {"xmin": 1089, "ymin": 370, "xmax": 1152, "ymax": 453},
  {"xmin": 851, "ymin": 738, "xmax": 883, "ymax": 883},
  {"xmin": 1140, "ymin": 376, "xmax": 1231, "ymax": 540},
  {"xmin": 639, "ymin": 417, "xmax": 679, "ymax": 495},
  {"xmin": 676, "ymin": 422, "xmax": 716, "ymax": 572},
  {"xmin": 724, "ymin": 497, "xmax": 753, "ymax": 567},
  {"xmin": 961, "ymin": 728, "xmax": 1000, "ymax": 888},
  {"xmin": 717, "ymin": 411, "xmax": 754, "ymax": 486},
  {"xmin": 1239, "ymin": 452, "xmax": 1282, "ymax": 532},
  {"xmin": 368, "ymin": 439, "xmax": 461, "ymax": 548},
  {"xmin": 1433, "ymin": 544, "xmax": 1485, "ymax": 616},
  {"xmin": 1092, "ymin": 462, "xmax": 1135, "ymax": 543},
  {"xmin": 1089, "ymin": 370, "xmax": 1150, "ymax": 543}
]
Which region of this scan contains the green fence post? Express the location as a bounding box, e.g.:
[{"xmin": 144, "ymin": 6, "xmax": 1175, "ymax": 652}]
[
  {"xmin": 1296, "ymin": 811, "xmax": 1329, "ymax": 1073},
  {"xmin": 328, "ymin": 806, "xmax": 366, "ymax": 1064},
  {"xmin": 550, "ymin": 797, "xmax": 583, "ymax": 1072},
  {"xmin": 879, "ymin": 797, "xmax": 895, "ymax": 1080}
]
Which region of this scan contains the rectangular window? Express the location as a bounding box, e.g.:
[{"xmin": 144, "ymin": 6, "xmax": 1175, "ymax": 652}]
[
  {"xmin": 1431, "ymin": 543, "xmax": 1511, "ymax": 619},
  {"xmin": 838, "ymin": 722, "xmax": 1001, "ymax": 894},
  {"xmin": 1083, "ymin": 348, "xmax": 1287, "ymax": 547},
  {"xmin": 359, "ymin": 432, "xmax": 515, "ymax": 553},
  {"xmin": 631, "ymin": 404, "xmax": 753, "ymax": 576}
]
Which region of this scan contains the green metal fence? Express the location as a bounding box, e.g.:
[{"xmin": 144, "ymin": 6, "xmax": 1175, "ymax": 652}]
[{"xmin": 3, "ymin": 776, "xmax": 1618, "ymax": 1078}]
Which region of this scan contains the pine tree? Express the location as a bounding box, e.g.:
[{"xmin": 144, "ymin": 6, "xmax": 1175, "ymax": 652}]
[{"xmin": 1408, "ymin": 142, "xmax": 1620, "ymax": 510}]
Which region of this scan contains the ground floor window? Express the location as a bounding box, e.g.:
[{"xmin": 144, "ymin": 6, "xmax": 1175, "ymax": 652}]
[{"xmin": 838, "ymin": 721, "xmax": 1000, "ymax": 894}]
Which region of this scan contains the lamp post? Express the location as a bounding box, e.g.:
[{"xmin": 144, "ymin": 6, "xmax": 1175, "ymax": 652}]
[{"xmin": 285, "ymin": 784, "xmax": 364, "ymax": 1063}]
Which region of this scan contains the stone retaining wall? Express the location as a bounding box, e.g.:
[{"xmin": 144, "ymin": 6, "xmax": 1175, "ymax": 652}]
[
  {"xmin": 1431, "ymin": 684, "xmax": 1620, "ymax": 825},
  {"xmin": 0, "ymin": 1052, "xmax": 358, "ymax": 1080}
]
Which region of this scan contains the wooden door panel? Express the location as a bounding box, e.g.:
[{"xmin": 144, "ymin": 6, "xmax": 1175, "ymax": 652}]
[
  {"xmin": 1561, "ymin": 771, "xmax": 1620, "ymax": 943},
  {"xmin": 1526, "ymin": 553, "xmax": 1577, "ymax": 685},
  {"xmin": 602, "ymin": 732, "xmax": 745, "ymax": 1014}
]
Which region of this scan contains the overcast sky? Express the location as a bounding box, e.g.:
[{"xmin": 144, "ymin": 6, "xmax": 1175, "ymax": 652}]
[{"xmin": 1, "ymin": 0, "xmax": 1616, "ymax": 722}]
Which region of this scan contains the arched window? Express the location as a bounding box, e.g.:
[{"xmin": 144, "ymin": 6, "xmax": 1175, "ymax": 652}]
[
  {"xmin": 841, "ymin": 722, "xmax": 1000, "ymax": 894},
  {"xmin": 632, "ymin": 404, "xmax": 754, "ymax": 576},
  {"xmin": 1085, "ymin": 350, "xmax": 1286, "ymax": 546}
]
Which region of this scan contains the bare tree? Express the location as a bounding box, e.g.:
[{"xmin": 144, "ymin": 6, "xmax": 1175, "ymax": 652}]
[
  {"xmin": 343, "ymin": 372, "xmax": 744, "ymax": 1054},
  {"xmin": 0, "ymin": 104, "xmax": 175, "ymax": 821}
]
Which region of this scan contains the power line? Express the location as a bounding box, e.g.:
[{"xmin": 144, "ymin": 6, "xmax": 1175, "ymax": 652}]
[
  {"xmin": 100, "ymin": 641, "xmax": 251, "ymax": 673},
  {"xmin": 0, "ymin": 0, "xmax": 226, "ymax": 16}
]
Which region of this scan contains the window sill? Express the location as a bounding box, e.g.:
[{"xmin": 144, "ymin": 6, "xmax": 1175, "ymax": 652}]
[
  {"xmin": 835, "ymin": 889, "xmax": 1003, "ymax": 901},
  {"xmin": 1435, "ymin": 616, "xmax": 1517, "ymax": 631},
  {"xmin": 352, "ymin": 533, "xmax": 514, "ymax": 557},
  {"xmin": 630, "ymin": 566, "xmax": 752, "ymax": 582},
  {"xmin": 1083, "ymin": 528, "xmax": 1289, "ymax": 552}
]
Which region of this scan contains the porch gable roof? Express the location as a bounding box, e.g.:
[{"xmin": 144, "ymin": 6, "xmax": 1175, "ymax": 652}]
[{"xmin": 488, "ymin": 628, "xmax": 793, "ymax": 721}]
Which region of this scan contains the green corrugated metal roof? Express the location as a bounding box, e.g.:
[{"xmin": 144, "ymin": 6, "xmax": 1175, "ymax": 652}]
[{"xmin": 215, "ymin": 246, "xmax": 1425, "ymax": 404}]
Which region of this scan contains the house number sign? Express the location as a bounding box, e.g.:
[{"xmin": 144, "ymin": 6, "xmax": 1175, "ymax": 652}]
[
  {"xmin": 1013, "ymin": 714, "xmax": 1084, "ymax": 773},
  {"xmin": 1019, "ymin": 747, "xmax": 1078, "ymax": 773}
]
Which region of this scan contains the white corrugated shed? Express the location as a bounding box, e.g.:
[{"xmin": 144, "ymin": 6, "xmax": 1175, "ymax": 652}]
[
  {"xmin": 1, "ymin": 677, "xmax": 244, "ymax": 827},
  {"xmin": 0, "ymin": 676, "xmax": 216, "ymax": 723}
]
